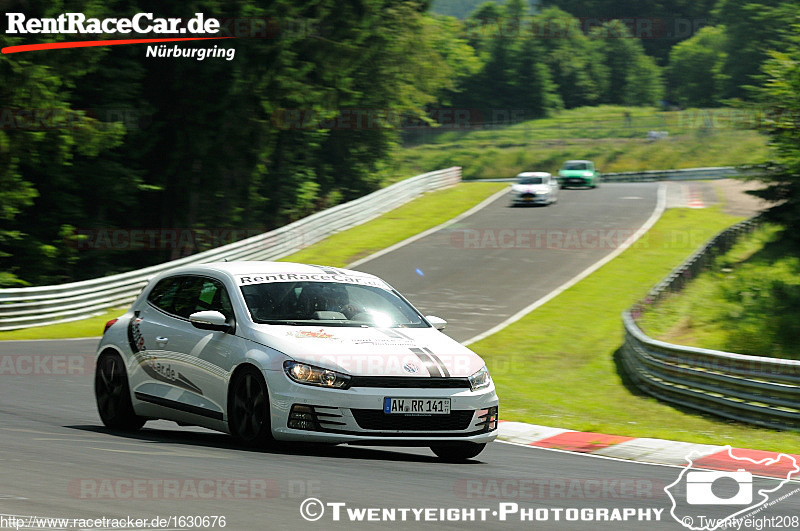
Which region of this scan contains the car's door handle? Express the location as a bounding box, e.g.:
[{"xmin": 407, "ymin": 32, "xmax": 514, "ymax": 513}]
[{"xmin": 156, "ymin": 336, "xmax": 169, "ymax": 344}]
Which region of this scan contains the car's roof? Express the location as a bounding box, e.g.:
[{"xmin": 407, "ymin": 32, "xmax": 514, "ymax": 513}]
[
  {"xmin": 516, "ymin": 172, "xmax": 551, "ymax": 178},
  {"xmin": 158, "ymin": 261, "xmax": 379, "ymax": 280},
  {"xmin": 563, "ymin": 160, "xmax": 593, "ymax": 164}
]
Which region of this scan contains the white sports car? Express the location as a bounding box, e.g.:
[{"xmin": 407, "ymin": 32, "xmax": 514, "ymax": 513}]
[
  {"xmin": 510, "ymin": 172, "xmax": 559, "ymax": 206},
  {"xmin": 95, "ymin": 261, "xmax": 498, "ymax": 460}
]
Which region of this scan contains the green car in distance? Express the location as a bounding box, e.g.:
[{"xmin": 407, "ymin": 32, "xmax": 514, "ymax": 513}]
[{"xmin": 558, "ymin": 160, "xmax": 601, "ymax": 189}]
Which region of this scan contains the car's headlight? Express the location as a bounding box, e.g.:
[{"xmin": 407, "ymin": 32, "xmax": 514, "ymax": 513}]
[
  {"xmin": 284, "ymin": 360, "xmax": 351, "ymax": 389},
  {"xmin": 584, "ymin": 172, "xmax": 594, "ymax": 177},
  {"xmin": 468, "ymin": 365, "xmax": 492, "ymax": 391}
]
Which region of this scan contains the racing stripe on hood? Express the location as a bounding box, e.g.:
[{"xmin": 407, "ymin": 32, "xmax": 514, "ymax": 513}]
[
  {"xmin": 422, "ymin": 348, "xmax": 451, "ymax": 377},
  {"xmin": 311, "ymin": 264, "xmax": 344, "ymax": 276},
  {"xmin": 379, "ymin": 328, "xmax": 413, "ymax": 341},
  {"xmin": 409, "ymin": 347, "xmax": 442, "ymax": 377}
]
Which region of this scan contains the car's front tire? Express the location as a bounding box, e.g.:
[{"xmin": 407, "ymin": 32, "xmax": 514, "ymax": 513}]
[
  {"xmin": 228, "ymin": 367, "xmax": 274, "ymax": 447},
  {"xmin": 430, "ymin": 442, "xmax": 486, "ymax": 462},
  {"xmin": 95, "ymin": 352, "xmax": 146, "ymax": 431}
]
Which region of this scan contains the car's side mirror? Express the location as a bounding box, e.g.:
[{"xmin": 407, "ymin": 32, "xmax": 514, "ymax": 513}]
[
  {"xmin": 190, "ymin": 310, "xmax": 233, "ymax": 333},
  {"xmin": 426, "ymin": 315, "xmax": 447, "ymax": 331}
]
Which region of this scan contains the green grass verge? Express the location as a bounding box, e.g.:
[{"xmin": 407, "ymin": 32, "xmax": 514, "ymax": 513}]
[
  {"xmin": 472, "ymin": 207, "xmax": 799, "ymax": 452},
  {"xmin": 0, "ymin": 182, "xmax": 507, "ymax": 341},
  {"xmin": 394, "ymin": 105, "xmax": 770, "ymax": 180},
  {"xmin": 638, "ymin": 224, "xmax": 800, "ymax": 361},
  {"xmin": 281, "ymin": 181, "xmax": 506, "ymax": 267},
  {"xmin": 0, "ymin": 307, "xmax": 125, "ymax": 340}
]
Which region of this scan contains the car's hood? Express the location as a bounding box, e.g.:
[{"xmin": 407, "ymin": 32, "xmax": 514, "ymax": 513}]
[
  {"xmin": 247, "ymin": 324, "xmax": 485, "ymax": 377},
  {"xmin": 559, "ymin": 169, "xmax": 592, "ymax": 177},
  {"xmin": 512, "ymin": 183, "xmax": 549, "ymax": 193}
]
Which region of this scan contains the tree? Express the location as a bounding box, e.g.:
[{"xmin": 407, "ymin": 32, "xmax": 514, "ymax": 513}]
[
  {"xmin": 666, "ymin": 26, "xmax": 728, "ymax": 107},
  {"xmin": 0, "ymin": 0, "xmax": 127, "ymax": 285},
  {"xmin": 747, "ymin": 23, "xmax": 800, "ymax": 240},
  {"xmin": 1, "ymin": 0, "xmax": 463, "ymax": 284},
  {"xmin": 512, "ymin": 35, "xmax": 563, "ymax": 116},
  {"xmin": 452, "ymin": 0, "xmax": 561, "ymax": 120},
  {"xmin": 535, "ymin": 7, "xmax": 607, "ymax": 108},
  {"xmin": 589, "ymin": 20, "xmax": 663, "ymax": 106},
  {"xmin": 714, "ymin": 0, "xmax": 796, "ymax": 100},
  {"xmin": 541, "ymin": 0, "xmax": 719, "ymax": 63}
]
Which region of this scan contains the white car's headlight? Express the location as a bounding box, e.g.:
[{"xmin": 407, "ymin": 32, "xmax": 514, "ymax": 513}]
[
  {"xmin": 468, "ymin": 365, "xmax": 492, "ymax": 391},
  {"xmin": 284, "ymin": 360, "xmax": 351, "ymax": 389}
]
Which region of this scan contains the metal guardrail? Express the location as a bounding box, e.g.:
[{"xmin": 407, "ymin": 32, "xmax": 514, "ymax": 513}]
[
  {"xmin": 602, "ymin": 165, "xmax": 767, "ymax": 182},
  {"xmin": 621, "ymin": 218, "xmax": 800, "ymax": 431},
  {"xmin": 0, "ymin": 167, "xmax": 462, "ymax": 331},
  {"xmin": 468, "ymin": 165, "xmax": 767, "ymax": 183}
]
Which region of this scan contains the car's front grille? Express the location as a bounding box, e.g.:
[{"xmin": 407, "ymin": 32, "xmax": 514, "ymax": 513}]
[
  {"xmin": 349, "ymin": 376, "xmax": 471, "ymax": 389},
  {"xmin": 351, "ymin": 409, "xmax": 474, "ymax": 431}
]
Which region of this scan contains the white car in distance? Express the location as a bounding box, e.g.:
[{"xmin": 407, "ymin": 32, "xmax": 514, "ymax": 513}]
[{"xmin": 510, "ymin": 172, "xmax": 559, "ymax": 206}]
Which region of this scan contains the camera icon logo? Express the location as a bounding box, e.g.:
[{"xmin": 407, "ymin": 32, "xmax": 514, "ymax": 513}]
[{"xmin": 686, "ymin": 469, "xmax": 753, "ymax": 505}]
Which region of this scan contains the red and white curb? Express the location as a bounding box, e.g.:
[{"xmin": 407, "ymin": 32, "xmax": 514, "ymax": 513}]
[
  {"xmin": 498, "ymin": 421, "xmax": 800, "ymax": 478},
  {"xmin": 685, "ymin": 184, "xmax": 706, "ymax": 209}
]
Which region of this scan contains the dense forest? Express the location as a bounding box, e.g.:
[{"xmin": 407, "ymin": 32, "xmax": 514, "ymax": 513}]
[{"xmin": 1, "ymin": 0, "xmax": 798, "ymax": 286}]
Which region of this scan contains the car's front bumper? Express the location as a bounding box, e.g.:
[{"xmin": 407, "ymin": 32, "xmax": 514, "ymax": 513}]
[
  {"xmin": 560, "ymin": 176, "xmax": 594, "ymax": 186},
  {"xmin": 266, "ymin": 370, "xmax": 499, "ymax": 445},
  {"xmin": 512, "ymin": 194, "xmax": 550, "ymax": 205}
]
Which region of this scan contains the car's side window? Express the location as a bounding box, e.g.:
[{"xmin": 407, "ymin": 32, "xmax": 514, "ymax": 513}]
[
  {"xmin": 171, "ymin": 277, "xmax": 207, "ymax": 318},
  {"xmin": 147, "ymin": 276, "xmax": 183, "ymax": 314},
  {"xmin": 198, "ymin": 278, "xmax": 234, "ymax": 319},
  {"xmin": 150, "ymin": 276, "xmax": 233, "ymax": 320}
]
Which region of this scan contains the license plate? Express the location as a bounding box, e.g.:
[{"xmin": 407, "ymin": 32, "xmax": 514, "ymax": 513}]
[{"xmin": 384, "ymin": 397, "xmax": 451, "ymax": 415}]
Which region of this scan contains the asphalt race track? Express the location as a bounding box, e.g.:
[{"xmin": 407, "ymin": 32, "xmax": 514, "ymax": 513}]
[
  {"xmin": 357, "ymin": 183, "xmax": 661, "ymax": 342},
  {"xmin": 1, "ymin": 183, "xmax": 797, "ymax": 530}
]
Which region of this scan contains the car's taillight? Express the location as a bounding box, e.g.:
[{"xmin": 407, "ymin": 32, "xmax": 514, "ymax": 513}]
[{"xmin": 103, "ymin": 319, "xmax": 118, "ymax": 335}]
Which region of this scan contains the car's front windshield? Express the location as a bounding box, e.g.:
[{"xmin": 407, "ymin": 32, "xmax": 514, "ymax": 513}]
[
  {"xmin": 519, "ymin": 177, "xmax": 544, "ymax": 184},
  {"xmin": 240, "ymin": 281, "xmax": 428, "ymax": 328},
  {"xmin": 563, "ymin": 162, "xmax": 588, "ymax": 170}
]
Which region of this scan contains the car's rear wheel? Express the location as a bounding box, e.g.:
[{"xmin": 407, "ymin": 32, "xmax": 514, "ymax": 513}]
[
  {"xmin": 95, "ymin": 352, "xmax": 146, "ymax": 431},
  {"xmin": 229, "ymin": 367, "xmax": 274, "ymax": 447},
  {"xmin": 430, "ymin": 442, "xmax": 486, "ymax": 462}
]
